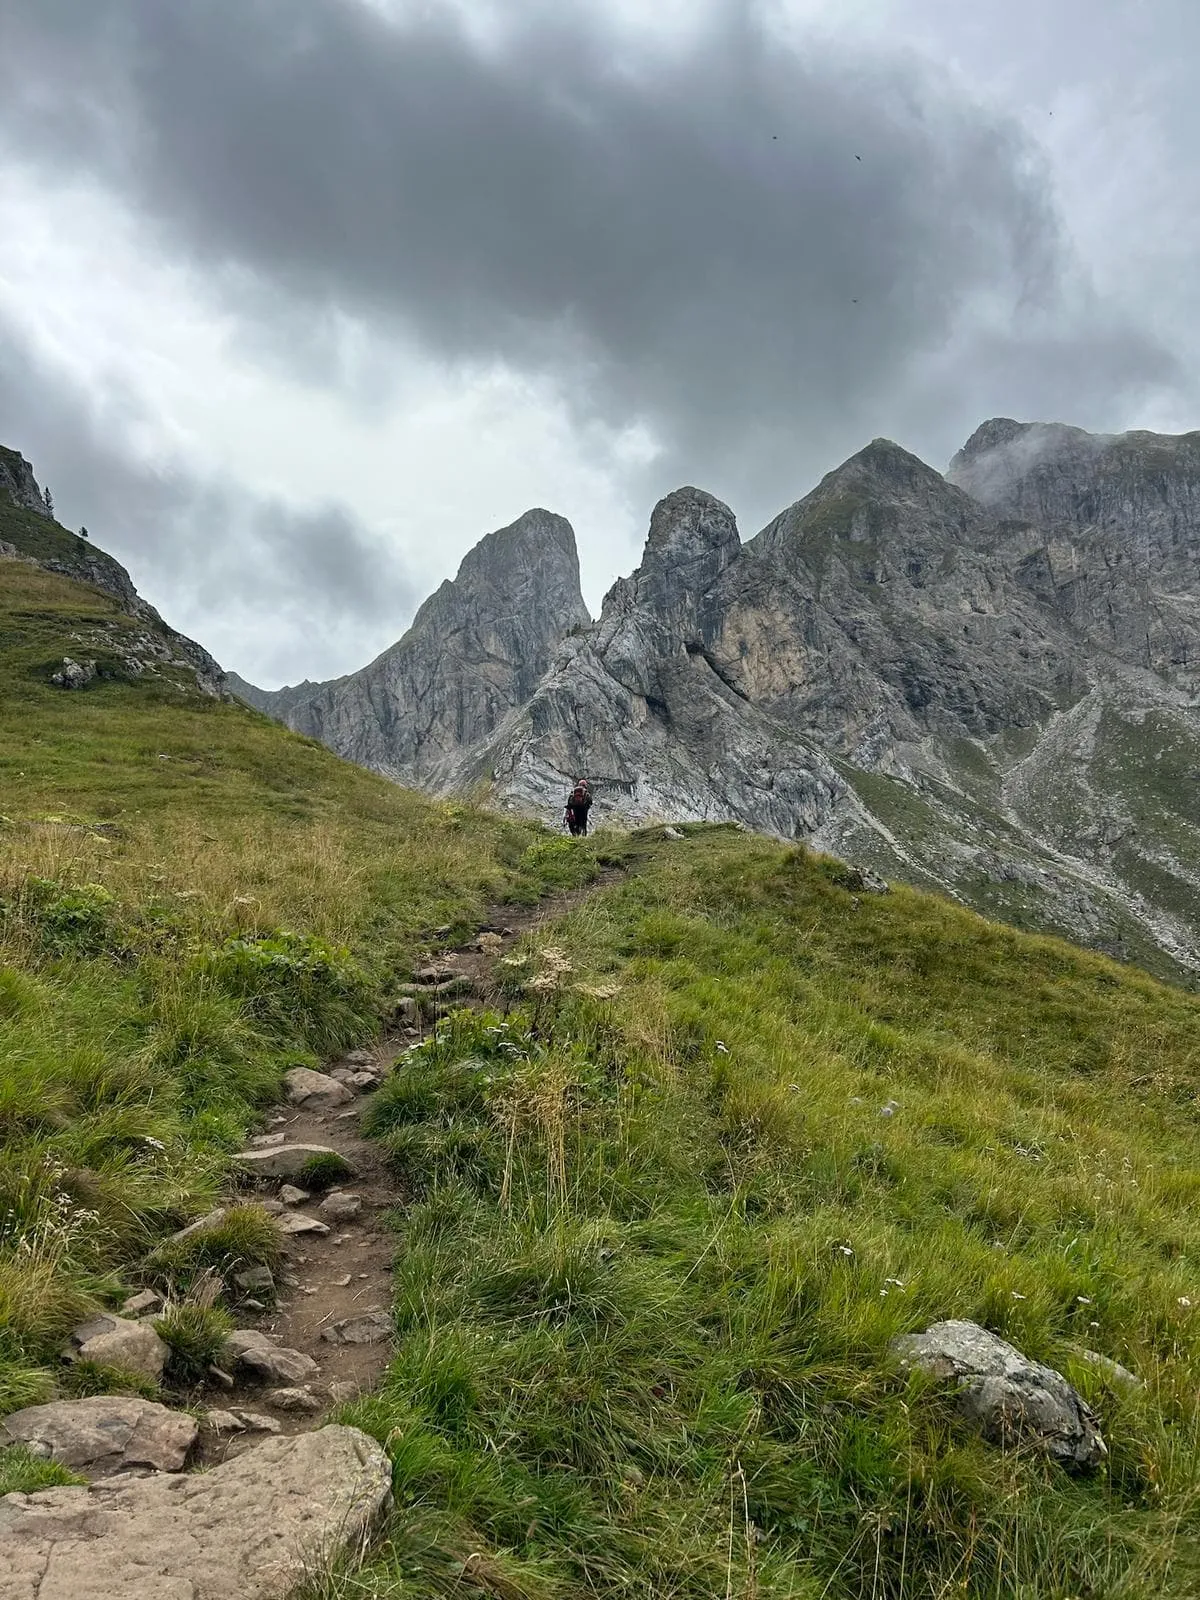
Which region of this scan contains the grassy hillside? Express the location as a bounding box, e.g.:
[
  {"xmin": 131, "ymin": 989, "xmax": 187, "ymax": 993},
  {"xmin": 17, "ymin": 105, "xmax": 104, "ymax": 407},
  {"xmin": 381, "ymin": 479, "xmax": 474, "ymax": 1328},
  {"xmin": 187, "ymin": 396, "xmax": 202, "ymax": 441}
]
[
  {"xmin": 0, "ymin": 557, "xmax": 604, "ymax": 1416},
  {"xmin": 0, "ymin": 466, "xmax": 136, "ymax": 599},
  {"xmin": 5, "ymin": 550, "xmax": 1200, "ymax": 1596},
  {"xmin": 334, "ymin": 829, "xmax": 1200, "ymax": 1600}
]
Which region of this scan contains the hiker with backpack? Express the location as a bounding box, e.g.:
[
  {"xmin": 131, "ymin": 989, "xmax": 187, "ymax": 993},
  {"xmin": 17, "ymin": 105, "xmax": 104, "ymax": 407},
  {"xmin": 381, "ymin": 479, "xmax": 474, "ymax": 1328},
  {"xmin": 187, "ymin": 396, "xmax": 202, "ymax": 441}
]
[{"xmin": 564, "ymin": 778, "xmax": 593, "ymax": 837}]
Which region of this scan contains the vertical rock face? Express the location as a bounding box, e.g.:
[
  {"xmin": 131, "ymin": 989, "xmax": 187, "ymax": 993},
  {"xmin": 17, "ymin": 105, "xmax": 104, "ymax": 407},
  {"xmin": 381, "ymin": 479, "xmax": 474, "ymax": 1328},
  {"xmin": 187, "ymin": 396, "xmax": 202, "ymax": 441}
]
[
  {"xmin": 465, "ymin": 488, "xmax": 849, "ymax": 837},
  {"xmin": 735, "ymin": 438, "xmax": 1081, "ymax": 758},
  {"xmin": 0, "ymin": 446, "xmax": 51, "ymax": 517},
  {"xmin": 947, "ymin": 419, "xmax": 1200, "ymax": 683},
  {"xmin": 247, "ymin": 509, "xmax": 589, "ymax": 785}
]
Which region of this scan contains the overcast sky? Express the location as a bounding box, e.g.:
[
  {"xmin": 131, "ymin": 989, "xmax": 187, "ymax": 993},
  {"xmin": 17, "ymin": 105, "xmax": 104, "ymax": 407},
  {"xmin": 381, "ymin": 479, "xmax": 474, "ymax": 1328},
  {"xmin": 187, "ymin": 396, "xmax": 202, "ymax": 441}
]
[{"xmin": 1, "ymin": 0, "xmax": 1196, "ymax": 685}]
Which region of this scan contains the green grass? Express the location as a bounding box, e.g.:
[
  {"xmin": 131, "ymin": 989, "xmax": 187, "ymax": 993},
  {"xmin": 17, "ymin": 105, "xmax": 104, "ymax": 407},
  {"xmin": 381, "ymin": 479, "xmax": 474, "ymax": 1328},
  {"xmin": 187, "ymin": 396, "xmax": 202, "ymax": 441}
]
[
  {"xmin": 336, "ymin": 829, "xmax": 1200, "ymax": 1599},
  {"xmin": 0, "ymin": 551, "xmax": 608, "ymax": 1419},
  {"xmin": 297, "ymin": 1151, "xmax": 357, "ymax": 1191},
  {"xmin": 8, "ymin": 529, "xmax": 1200, "ymax": 1594},
  {"xmin": 155, "ymin": 1302, "xmax": 235, "ymax": 1385},
  {"xmin": 0, "ymin": 1443, "xmax": 86, "ymax": 1495}
]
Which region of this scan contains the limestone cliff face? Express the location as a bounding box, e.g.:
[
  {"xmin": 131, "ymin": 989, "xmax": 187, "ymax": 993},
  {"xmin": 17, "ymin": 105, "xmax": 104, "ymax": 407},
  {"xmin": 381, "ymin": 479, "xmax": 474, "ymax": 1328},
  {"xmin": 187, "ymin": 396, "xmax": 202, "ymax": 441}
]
[
  {"xmin": 465, "ymin": 488, "xmax": 848, "ymax": 836},
  {"xmin": 948, "ymin": 419, "xmax": 1200, "ymax": 685},
  {"xmin": 725, "ymin": 440, "xmax": 1083, "ymax": 761},
  {"xmin": 0, "ymin": 446, "xmax": 51, "ymax": 519},
  {"xmin": 244, "ymin": 509, "xmax": 590, "ymax": 785}
]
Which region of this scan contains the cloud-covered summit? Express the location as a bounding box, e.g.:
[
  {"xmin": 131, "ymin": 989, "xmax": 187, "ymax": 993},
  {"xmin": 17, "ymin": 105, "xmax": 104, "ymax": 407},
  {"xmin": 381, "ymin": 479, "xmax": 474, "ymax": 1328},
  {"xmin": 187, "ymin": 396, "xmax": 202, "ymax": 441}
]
[{"xmin": 0, "ymin": 0, "xmax": 1189, "ymax": 680}]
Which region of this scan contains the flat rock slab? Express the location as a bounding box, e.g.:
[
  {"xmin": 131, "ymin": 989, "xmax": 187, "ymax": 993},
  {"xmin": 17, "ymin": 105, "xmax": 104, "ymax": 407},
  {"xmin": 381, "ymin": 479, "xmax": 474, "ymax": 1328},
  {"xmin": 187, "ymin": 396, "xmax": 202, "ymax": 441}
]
[
  {"xmin": 331, "ymin": 1070, "xmax": 379, "ymax": 1091},
  {"xmin": 65, "ymin": 1316, "xmax": 167, "ymax": 1385},
  {"xmin": 266, "ymin": 1387, "xmax": 322, "ymax": 1414},
  {"xmin": 892, "ymin": 1319, "xmax": 1106, "ymax": 1467},
  {"xmin": 0, "ymin": 1398, "xmax": 197, "ymax": 1477},
  {"xmin": 1079, "ymin": 1349, "xmax": 1142, "ymax": 1390},
  {"xmin": 118, "ymin": 1291, "xmax": 162, "ymax": 1319},
  {"xmin": 235, "ymin": 1143, "xmax": 341, "ymax": 1181},
  {"xmin": 166, "ymin": 1208, "xmax": 229, "ymax": 1245},
  {"xmin": 276, "ymin": 1210, "xmax": 330, "ymax": 1237},
  {"xmin": 284, "ymin": 1068, "xmax": 354, "ymax": 1108},
  {"xmin": 223, "ymin": 1330, "xmax": 319, "ymax": 1385},
  {"xmin": 0, "ymin": 1424, "xmax": 392, "ymax": 1600},
  {"xmin": 321, "ymin": 1312, "xmax": 392, "ymax": 1347}
]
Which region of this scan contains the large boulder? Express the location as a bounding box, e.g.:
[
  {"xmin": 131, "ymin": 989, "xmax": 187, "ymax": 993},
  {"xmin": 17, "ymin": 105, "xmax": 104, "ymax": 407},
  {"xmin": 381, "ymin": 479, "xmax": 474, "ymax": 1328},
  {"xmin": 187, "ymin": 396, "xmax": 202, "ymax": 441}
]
[
  {"xmin": 223, "ymin": 1330, "xmax": 319, "ymax": 1385},
  {"xmin": 0, "ymin": 1398, "xmax": 197, "ymax": 1476},
  {"xmin": 0, "ymin": 1424, "xmax": 392, "ymax": 1600},
  {"xmin": 891, "ymin": 1319, "xmax": 1107, "ymax": 1468},
  {"xmin": 283, "ymin": 1068, "xmax": 354, "ymax": 1109},
  {"xmin": 65, "ymin": 1315, "xmax": 168, "ymax": 1384}
]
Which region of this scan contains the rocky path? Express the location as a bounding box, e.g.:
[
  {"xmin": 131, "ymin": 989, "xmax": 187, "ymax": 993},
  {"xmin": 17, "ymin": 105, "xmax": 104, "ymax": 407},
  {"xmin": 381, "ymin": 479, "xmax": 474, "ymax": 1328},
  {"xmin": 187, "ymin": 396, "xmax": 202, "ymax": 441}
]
[
  {"xmin": 0, "ymin": 868, "xmax": 621, "ymax": 1598},
  {"xmin": 205, "ymin": 867, "xmax": 621, "ymax": 1454}
]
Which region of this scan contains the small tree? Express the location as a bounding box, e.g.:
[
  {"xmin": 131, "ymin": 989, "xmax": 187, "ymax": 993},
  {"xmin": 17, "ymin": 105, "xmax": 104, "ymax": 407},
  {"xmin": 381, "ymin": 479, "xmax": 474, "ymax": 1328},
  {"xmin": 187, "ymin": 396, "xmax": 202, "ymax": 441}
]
[
  {"xmin": 43, "ymin": 486, "xmax": 54, "ymax": 518},
  {"xmin": 79, "ymin": 526, "xmax": 89, "ymax": 540}
]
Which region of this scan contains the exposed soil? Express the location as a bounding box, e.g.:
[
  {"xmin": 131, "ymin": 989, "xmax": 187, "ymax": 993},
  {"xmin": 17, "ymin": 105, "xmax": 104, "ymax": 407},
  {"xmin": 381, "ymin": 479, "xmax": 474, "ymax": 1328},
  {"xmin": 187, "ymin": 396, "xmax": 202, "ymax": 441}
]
[{"xmin": 199, "ymin": 868, "xmax": 621, "ymax": 1461}]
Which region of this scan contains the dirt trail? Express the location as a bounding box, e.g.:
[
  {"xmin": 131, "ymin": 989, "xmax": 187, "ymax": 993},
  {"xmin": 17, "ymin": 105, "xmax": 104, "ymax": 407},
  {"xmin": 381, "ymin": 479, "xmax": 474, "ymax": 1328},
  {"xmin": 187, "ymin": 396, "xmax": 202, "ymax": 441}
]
[{"xmin": 203, "ymin": 869, "xmax": 620, "ymax": 1458}]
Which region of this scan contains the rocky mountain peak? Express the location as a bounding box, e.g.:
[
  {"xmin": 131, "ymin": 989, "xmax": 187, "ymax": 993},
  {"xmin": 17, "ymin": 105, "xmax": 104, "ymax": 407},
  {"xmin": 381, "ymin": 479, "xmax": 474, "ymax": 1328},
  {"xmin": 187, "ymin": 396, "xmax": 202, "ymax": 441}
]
[
  {"xmin": 456, "ymin": 507, "xmax": 582, "ymax": 599},
  {"xmin": 622, "ymin": 487, "xmax": 742, "ymax": 632},
  {"xmin": 755, "ymin": 436, "xmax": 986, "ymax": 568},
  {"xmin": 830, "ymin": 436, "xmax": 950, "ymax": 495},
  {"xmin": 950, "ymin": 417, "xmax": 1033, "ymax": 466},
  {"xmin": 238, "ymin": 506, "xmax": 588, "ymax": 786},
  {"xmin": 643, "ymin": 486, "xmax": 741, "ymax": 566},
  {"xmin": 946, "ymin": 417, "xmax": 1200, "ymax": 533}
]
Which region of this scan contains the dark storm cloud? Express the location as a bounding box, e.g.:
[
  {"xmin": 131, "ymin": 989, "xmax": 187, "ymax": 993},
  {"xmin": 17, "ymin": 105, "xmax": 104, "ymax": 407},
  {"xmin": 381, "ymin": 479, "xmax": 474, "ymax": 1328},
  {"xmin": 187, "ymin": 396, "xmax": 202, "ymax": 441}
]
[
  {"xmin": 0, "ymin": 312, "xmax": 417, "ymax": 675},
  {"xmin": 1, "ymin": 0, "xmax": 1176, "ymax": 521}
]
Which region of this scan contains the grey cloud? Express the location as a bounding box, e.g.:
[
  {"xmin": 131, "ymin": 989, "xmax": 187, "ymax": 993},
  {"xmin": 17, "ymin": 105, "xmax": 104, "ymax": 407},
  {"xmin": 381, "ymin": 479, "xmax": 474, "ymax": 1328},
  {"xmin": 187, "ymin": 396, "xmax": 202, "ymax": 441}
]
[
  {"xmin": 1, "ymin": 0, "xmax": 1178, "ymax": 525},
  {"xmin": 0, "ymin": 311, "xmax": 418, "ymax": 682}
]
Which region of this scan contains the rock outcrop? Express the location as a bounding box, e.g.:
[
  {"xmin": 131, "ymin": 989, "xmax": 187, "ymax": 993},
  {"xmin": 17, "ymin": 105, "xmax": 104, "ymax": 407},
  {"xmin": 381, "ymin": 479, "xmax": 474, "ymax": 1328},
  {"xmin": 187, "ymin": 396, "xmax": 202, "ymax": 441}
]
[
  {"xmin": 0, "ymin": 447, "xmax": 52, "ymax": 518},
  {"xmin": 892, "ymin": 1319, "xmax": 1107, "ymax": 1468},
  {"xmin": 223, "ymin": 1330, "xmax": 320, "ymax": 1386},
  {"xmin": 466, "ymin": 487, "xmax": 849, "ymax": 835},
  {"xmin": 64, "ymin": 1315, "xmax": 168, "ymax": 1385},
  {"xmin": 948, "ymin": 419, "xmax": 1200, "ymax": 684},
  {"xmin": 0, "ymin": 1424, "xmax": 391, "ymax": 1600}
]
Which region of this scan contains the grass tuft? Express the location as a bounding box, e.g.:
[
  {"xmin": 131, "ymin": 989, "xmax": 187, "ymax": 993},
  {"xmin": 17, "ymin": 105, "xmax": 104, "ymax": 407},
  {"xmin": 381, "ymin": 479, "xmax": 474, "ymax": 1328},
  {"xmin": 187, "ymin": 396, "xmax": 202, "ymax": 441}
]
[
  {"xmin": 0, "ymin": 1444, "xmax": 87, "ymax": 1495},
  {"xmin": 155, "ymin": 1301, "xmax": 235, "ymax": 1385},
  {"xmin": 150, "ymin": 1204, "xmax": 281, "ymax": 1293},
  {"xmin": 297, "ymin": 1152, "xmax": 357, "ymax": 1192}
]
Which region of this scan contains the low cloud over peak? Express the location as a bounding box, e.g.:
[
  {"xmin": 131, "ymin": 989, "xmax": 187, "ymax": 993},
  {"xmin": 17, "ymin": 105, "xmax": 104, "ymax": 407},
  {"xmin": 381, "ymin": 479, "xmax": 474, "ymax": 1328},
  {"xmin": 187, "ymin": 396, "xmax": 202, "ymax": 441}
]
[{"xmin": 0, "ymin": 0, "xmax": 1189, "ymax": 679}]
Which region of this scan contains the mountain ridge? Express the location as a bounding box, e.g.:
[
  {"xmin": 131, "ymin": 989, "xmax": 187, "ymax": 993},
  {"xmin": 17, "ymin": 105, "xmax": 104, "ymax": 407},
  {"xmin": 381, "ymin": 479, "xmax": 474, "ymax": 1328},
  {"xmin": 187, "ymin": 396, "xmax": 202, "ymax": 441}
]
[
  {"xmin": 9, "ymin": 419, "xmax": 1200, "ymax": 981},
  {"xmin": 232, "ymin": 417, "xmax": 1200, "ymax": 980}
]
